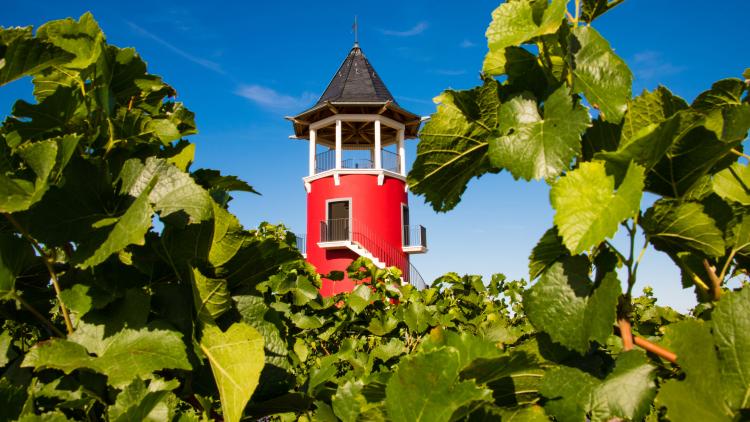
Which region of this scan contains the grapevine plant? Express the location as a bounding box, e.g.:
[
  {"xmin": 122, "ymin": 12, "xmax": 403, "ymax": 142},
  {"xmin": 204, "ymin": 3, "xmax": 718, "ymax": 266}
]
[{"xmin": 0, "ymin": 3, "xmax": 748, "ymax": 422}]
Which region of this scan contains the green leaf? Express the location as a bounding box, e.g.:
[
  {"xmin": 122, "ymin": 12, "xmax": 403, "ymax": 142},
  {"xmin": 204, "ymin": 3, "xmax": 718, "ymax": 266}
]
[
  {"xmin": 524, "ymin": 258, "xmax": 621, "ymax": 353},
  {"xmin": 332, "ymin": 380, "xmax": 369, "ymax": 422},
  {"xmin": 712, "ymin": 287, "xmax": 750, "ymax": 410},
  {"xmin": 408, "ymin": 79, "xmax": 501, "ymax": 212},
  {"xmin": 119, "ymin": 157, "xmax": 213, "ymax": 224},
  {"xmin": 541, "ymin": 351, "xmax": 656, "ymax": 422},
  {"xmin": 200, "ymin": 323, "xmax": 265, "ymax": 422},
  {"xmin": 713, "ymin": 162, "xmax": 750, "ymax": 205},
  {"xmin": 192, "ymin": 169, "xmax": 259, "ymax": 195},
  {"xmin": 385, "ymin": 347, "xmax": 492, "ymax": 422},
  {"xmin": 692, "ymin": 79, "xmax": 750, "ymax": 142},
  {"xmin": 0, "ymin": 35, "xmax": 74, "ymax": 86},
  {"xmin": 0, "ymin": 139, "xmax": 62, "ymax": 213},
  {"xmin": 108, "ymin": 378, "xmax": 179, "ymax": 422},
  {"xmin": 551, "ymin": 161, "xmax": 644, "ymax": 254},
  {"xmin": 580, "ymin": 0, "xmax": 625, "ymax": 23},
  {"xmin": 73, "ymin": 185, "xmax": 154, "ymax": 268},
  {"xmin": 347, "ymin": 284, "xmax": 372, "ymax": 314},
  {"xmin": 0, "ymin": 330, "xmax": 16, "ymax": 367},
  {"xmin": 191, "ymin": 267, "xmax": 231, "ymax": 321},
  {"xmin": 621, "ymin": 87, "xmax": 688, "ymax": 145},
  {"xmin": 656, "ymin": 320, "xmax": 730, "ymax": 421},
  {"xmin": 641, "ymin": 199, "xmax": 725, "ymax": 257},
  {"xmin": 36, "ymin": 12, "xmax": 104, "ymax": 70},
  {"xmin": 23, "ymin": 328, "xmax": 191, "ymax": 387},
  {"xmin": 489, "ymin": 85, "xmax": 591, "ymax": 181},
  {"xmin": 0, "ymin": 231, "xmax": 36, "ymax": 300},
  {"xmin": 570, "ymin": 26, "xmax": 632, "ymax": 123},
  {"xmin": 367, "ymin": 314, "xmax": 398, "ymax": 336},
  {"xmin": 420, "ymin": 328, "xmax": 502, "ymax": 368},
  {"xmin": 529, "ymin": 227, "xmax": 568, "ymax": 280},
  {"xmin": 483, "ymin": 0, "xmax": 566, "ymax": 75},
  {"xmin": 460, "ymin": 351, "xmax": 544, "ymax": 407}
]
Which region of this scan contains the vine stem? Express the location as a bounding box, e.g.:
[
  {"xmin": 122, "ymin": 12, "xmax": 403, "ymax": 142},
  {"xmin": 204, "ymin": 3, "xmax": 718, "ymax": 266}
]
[
  {"xmin": 4, "ymin": 213, "xmax": 74, "ymax": 335},
  {"xmin": 614, "ymin": 326, "xmax": 677, "ymax": 364},
  {"xmin": 730, "ymin": 148, "xmax": 750, "ymax": 161},
  {"xmin": 702, "ymin": 259, "xmax": 723, "ymax": 301},
  {"xmin": 617, "ymin": 318, "xmax": 633, "ymax": 351},
  {"xmin": 11, "ymin": 292, "xmax": 65, "ymax": 337}
]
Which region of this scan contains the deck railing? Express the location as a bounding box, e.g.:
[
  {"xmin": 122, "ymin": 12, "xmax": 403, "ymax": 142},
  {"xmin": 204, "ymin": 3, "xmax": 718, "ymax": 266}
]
[
  {"xmin": 403, "ymin": 225, "xmax": 427, "ymax": 248},
  {"xmin": 314, "ymin": 149, "xmax": 400, "ymax": 173}
]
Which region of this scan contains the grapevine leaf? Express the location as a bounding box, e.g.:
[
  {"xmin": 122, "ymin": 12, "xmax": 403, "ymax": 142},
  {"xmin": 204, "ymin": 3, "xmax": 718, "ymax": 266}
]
[
  {"xmin": 692, "ymin": 78, "xmax": 750, "ymax": 142},
  {"xmin": 200, "ymin": 323, "xmax": 265, "ymax": 422},
  {"xmin": 420, "ymin": 328, "xmax": 502, "ymax": 368},
  {"xmin": 6, "ymin": 86, "xmax": 86, "ymax": 140},
  {"xmin": 192, "ymin": 169, "xmax": 259, "ymax": 195},
  {"xmin": 0, "ymin": 231, "xmax": 36, "ymax": 300},
  {"xmin": 726, "ymin": 212, "xmax": 750, "ymax": 256},
  {"xmin": 529, "ymin": 227, "xmax": 568, "ymax": 280},
  {"xmin": 551, "ymin": 161, "xmax": 644, "ymax": 254},
  {"xmin": 713, "ymin": 162, "xmax": 750, "ymax": 205},
  {"xmin": 0, "ymin": 378, "xmax": 27, "ymax": 421},
  {"xmin": 570, "ymin": 26, "xmax": 632, "ymax": 123},
  {"xmin": 460, "ymin": 351, "xmax": 544, "ymax": 407},
  {"xmin": 0, "ymin": 139, "xmax": 64, "ymax": 213},
  {"xmin": 23, "ymin": 328, "xmax": 191, "ymax": 387},
  {"xmin": 119, "ymin": 157, "xmax": 213, "ymax": 224},
  {"xmin": 483, "ymin": 0, "xmax": 566, "ymax": 75},
  {"xmin": 408, "ymin": 79, "xmax": 501, "ymax": 212},
  {"xmin": 36, "ymin": 12, "xmax": 104, "ymax": 70},
  {"xmin": 108, "ymin": 378, "xmax": 179, "ymax": 422},
  {"xmin": 541, "ymin": 351, "xmax": 656, "ymax": 422},
  {"xmin": 332, "ymin": 380, "xmax": 368, "ymax": 422},
  {"xmin": 73, "ymin": 185, "xmax": 154, "ymax": 269},
  {"xmin": 191, "ymin": 267, "xmax": 231, "ymax": 321},
  {"xmin": 0, "ymin": 34, "xmax": 74, "ymax": 86},
  {"xmin": 0, "ymin": 330, "xmax": 16, "ymax": 367},
  {"xmin": 712, "ymin": 287, "xmax": 750, "ymax": 410},
  {"xmin": 641, "ymin": 199, "xmax": 725, "ymax": 257},
  {"xmin": 524, "ymin": 258, "xmax": 621, "ymax": 353},
  {"xmin": 581, "ymin": 117, "xmax": 621, "ymax": 161},
  {"xmin": 648, "ymin": 126, "xmax": 739, "ymax": 197},
  {"xmin": 489, "ymin": 85, "xmax": 590, "ymax": 181},
  {"xmin": 621, "ymin": 87, "xmax": 688, "ymax": 145},
  {"xmin": 656, "ymin": 320, "xmax": 729, "ymax": 421},
  {"xmin": 580, "ymin": 0, "xmax": 624, "ymax": 23},
  {"xmin": 385, "ymin": 347, "xmax": 492, "ymax": 422}
]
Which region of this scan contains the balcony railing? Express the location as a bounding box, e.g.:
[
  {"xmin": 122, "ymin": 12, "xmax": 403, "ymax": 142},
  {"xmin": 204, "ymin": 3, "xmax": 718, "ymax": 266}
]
[
  {"xmin": 319, "ymin": 218, "xmax": 427, "ymax": 288},
  {"xmin": 403, "ymin": 225, "xmax": 427, "ymax": 248},
  {"xmin": 315, "ymin": 149, "xmax": 400, "ymax": 173},
  {"xmin": 294, "ymin": 234, "xmax": 306, "ymax": 255}
]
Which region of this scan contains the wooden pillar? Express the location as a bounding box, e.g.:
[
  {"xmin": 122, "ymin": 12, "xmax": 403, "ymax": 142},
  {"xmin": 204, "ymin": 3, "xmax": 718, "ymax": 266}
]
[
  {"xmin": 335, "ymin": 119, "xmax": 342, "ymax": 169},
  {"xmin": 398, "ymin": 128, "xmax": 406, "ymax": 176},
  {"xmin": 309, "ymin": 129, "xmax": 316, "ymax": 176},
  {"xmin": 374, "ymin": 119, "xmax": 382, "ymax": 170}
]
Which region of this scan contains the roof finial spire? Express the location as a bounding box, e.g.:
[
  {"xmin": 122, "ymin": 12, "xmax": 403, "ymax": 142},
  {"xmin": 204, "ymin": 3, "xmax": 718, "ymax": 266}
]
[{"xmin": 353, "ymin": 16, "xmax": 359, "ymax": 47}]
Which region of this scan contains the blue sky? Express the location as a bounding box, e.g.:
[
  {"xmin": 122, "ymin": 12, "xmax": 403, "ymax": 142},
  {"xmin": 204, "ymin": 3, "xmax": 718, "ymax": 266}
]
[{"xmin": 3, "ymin": 0, "xmax": 749, "ymax": 311}]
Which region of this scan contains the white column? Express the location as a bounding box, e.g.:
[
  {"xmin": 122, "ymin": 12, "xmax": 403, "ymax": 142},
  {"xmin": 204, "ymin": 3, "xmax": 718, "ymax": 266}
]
[
  {"xmin": 309, "ymin": 129, "xmax": 316, "ymax": 176},
  {"xmin": 335, "ymin": 119, "xmax": 342, "ymax": 169},
  {"xmin": 398, "ymin": 129, "xmax": 406, "ymax": 176},
  {"xmin": 374, "ymin": 119, "xmax": 382, "ymax": 169}
]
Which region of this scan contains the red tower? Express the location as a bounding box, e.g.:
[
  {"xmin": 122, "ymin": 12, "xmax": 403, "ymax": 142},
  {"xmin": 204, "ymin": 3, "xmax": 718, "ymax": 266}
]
[{"xmin": 288, "ymin": 42, "xmax": 427, "ymax": 296}]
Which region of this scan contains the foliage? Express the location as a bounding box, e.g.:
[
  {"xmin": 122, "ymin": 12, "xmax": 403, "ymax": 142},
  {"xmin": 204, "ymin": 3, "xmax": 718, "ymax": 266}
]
[
  {"xmin": 2, "ymin": 2, "xmax": 749, "ymax": 421},
  {"xmin": 408, "ymin": 0, "xmax": 750, "ymax": 420}
]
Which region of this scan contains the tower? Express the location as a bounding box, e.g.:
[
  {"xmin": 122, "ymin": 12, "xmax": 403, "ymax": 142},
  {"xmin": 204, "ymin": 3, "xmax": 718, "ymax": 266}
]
[{"xmin": 288, "ymin": 42, "xmax": 427, "ymax": 296}]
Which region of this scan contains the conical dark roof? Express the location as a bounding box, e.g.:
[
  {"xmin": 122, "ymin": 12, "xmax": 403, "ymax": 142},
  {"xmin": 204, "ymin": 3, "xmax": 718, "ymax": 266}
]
[{"xmin": 316, "ymin": 44, "xmax": 396, "ymax": 105}]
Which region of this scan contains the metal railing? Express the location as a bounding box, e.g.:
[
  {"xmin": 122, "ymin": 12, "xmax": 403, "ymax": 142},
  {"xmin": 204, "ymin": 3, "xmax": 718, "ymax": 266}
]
[
  {"xmin": 314, "ymin": 149, "xmax": 401, "ymax": 173},
  {"xmin": 294, "ymin": 234, "xmax": 306, "ymax": 255},
  {"xmin": 319, "ymin": 217, "xmax": 426, "ymax": 288},
  {"xmin": 403, "ymin": 225, "xmax": 427, "ymax": 248}
]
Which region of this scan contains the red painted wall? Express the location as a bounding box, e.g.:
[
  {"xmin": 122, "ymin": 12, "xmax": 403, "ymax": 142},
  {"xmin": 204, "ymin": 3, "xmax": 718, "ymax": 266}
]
[{"xmin": 305, "ymin": 173, "xmax": 408, "ymax": 295}]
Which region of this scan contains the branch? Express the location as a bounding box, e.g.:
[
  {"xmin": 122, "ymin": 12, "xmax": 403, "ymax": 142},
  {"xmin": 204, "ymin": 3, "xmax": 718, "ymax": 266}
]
[
  {"xmin": 730, "ymin": 148, "xmax": 750, "ymax": 161},
  {"xmin": 11, "ymin": 292, "xmax": 65, "ymax": 337},
  {"xmin": 614, "ymin": 326, "xmax": 677, "ymax": 364},
  {"xmin": 702, "ymin": 259, "xmax": 723, "ymax": 301},
  {"xmin": 618, "ymin": 318, "xmax": 634, "ymax": 351},
  {"xmin": 4, "ymin": 213, "xmax": 74, "ymax": 335}
]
